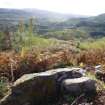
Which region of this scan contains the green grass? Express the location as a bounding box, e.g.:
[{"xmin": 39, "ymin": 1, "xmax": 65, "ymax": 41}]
[
  {"xmin": 0, "ymin": 77, "xmax": 9, "ymax": 99},
  {"xmin": 30, "ymin": 36, "xmax": 60, "ymax": 48},
  {"xmin": 44, "ymin": 29, "xmax": 89, "ymax": 40},
  {"xmin": 19, "ymin": 35, "xmax": 61, "ymax": 57},
  {"xmin": 79, "ymin": 37, "xmax": 105, "ymax": 50},
  {"xmin": 12, "ymin": 30, "xmax": 61, "ymax": 52}
]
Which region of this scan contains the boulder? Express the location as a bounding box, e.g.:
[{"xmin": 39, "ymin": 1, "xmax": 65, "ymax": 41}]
[
  {"xmin": 0, "ymin": 68, "xmax": 82, "ymax": 105},
  {"xmin": 61, "ymin": 77, "xmax": 96, "ymax": 96}
]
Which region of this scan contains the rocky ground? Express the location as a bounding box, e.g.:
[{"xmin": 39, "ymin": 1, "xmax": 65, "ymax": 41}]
[
  {"xmin": 0, "ymin": 68, "xmax": 98, "ymax": 105},
  {"xmin": 0, "ymin": 67, "xmax": 105, "ymax": 105}
]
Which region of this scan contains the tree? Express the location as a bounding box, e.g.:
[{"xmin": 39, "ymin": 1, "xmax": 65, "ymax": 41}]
[{"xmin": 1, "ymin": 27, "xmax": 12, "ymax": 50}]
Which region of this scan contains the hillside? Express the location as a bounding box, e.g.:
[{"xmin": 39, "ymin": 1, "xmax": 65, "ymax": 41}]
[
  {"xmin": 0, "ymin": 8, "xmax": 74, "ymax": 25},
  {"xmin": 1, "ymin": 8, "xmax": 105, "ymax": 40},
  {"xmin": 0, "ymin": 8, "xmax": 85, "ymax": 32},
  {"xmin": 65, "ymin": 14, "xmax": 105, "ymax": 38},
  {"xmin": 43, "ymin": 14, "xmax": 105, "ymax": 40},
  {"xmin": 1, "ymin": 8, "xmax": 105, "ymax": 105}
]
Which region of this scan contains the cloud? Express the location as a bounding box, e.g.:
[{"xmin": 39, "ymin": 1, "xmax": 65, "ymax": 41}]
[{"xmin": 0, "ymin": 0, "xmax": 105, "ymax": 15}]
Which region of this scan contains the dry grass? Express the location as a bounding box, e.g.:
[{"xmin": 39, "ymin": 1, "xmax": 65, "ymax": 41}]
[
  {"xmin": 77, "ymin": 49, "xmax": 105, "ymax": 66},
  {"xmin": 0, "ymin": 50, "xmax": 74, "ymax": 80},
  {"xmin": 0, "ymin": 47, "xmax": 105, "ymax": 81},
  {"xmin": 0, "ymin": 47, "xmax": 105, "ymax": 100}
]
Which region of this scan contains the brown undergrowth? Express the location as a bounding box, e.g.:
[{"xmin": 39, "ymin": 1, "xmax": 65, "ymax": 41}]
[
  {"xmin": 0, "ymin": 50, "xmax": 75, "ymax": 81},
  {"xmin": 0, "ymin": 48, "xmax": 105, "ymax": 81}
]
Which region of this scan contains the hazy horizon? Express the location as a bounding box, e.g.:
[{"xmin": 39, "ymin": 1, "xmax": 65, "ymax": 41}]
[{"xmin": 0, "ymin": 0, "xmax": 105, "ymax": 16}]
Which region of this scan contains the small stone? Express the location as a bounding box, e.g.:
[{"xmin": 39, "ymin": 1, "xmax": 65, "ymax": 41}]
[{"xmin": 61, "ymin": 77, "xmax": 96, "ymax": 96}]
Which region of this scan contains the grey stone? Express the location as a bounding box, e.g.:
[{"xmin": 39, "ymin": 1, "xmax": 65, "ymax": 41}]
[
  {"xmin": 0, "ymin": 68, "xmax": 82, "ymax": 105},
  {"xmin": 61, "ymin": 77, "xmax": 96, "ymax": 96},
  {"xmin": 0, "ymin": 68, "xmax": 96, "ymax": 105}
]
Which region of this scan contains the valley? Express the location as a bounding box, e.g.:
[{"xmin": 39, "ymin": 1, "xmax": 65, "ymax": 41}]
[{"xmin": 0, "ymin": 8, "xmax": 105, "ymax": 105}]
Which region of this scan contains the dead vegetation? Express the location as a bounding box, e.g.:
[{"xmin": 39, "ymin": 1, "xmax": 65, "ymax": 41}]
[
  {"xmin": 1, "ymin": 47, "xmax": 105, "ymax": 104},
  {"xmin": 0, "ymin": 47, "xmax": 105, "ymax": 81}
]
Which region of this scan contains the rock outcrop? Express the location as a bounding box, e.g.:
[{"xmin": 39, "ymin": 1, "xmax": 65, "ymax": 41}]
[
  {"xmin": 61, "ymin": 77, "xmax": 96, "ymax": 96},
  {"xmin": 0, "ymin": 68, "xmax": 96, "ymax": 105}
]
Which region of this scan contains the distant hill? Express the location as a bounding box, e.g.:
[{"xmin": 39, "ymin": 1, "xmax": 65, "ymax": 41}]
[
  {"xmin": 1, "ymin": 8, "xmax": 105, "ymax": 40},
  {"xmin": 0, "ymin": 8, "xmax": 85, "ymax": 24},
  {"xmin": 74, "ymin": 14, "xmax": 105, "ymax": 38},
  {"xmin": 0, "ymin": 8, "xmax": 87, "ymax": 33},
  {"xmin": 24, "ymin": 8, "xmax": 86, "ymax": 21},
  {"xmin": 41, "ymin": 13, "xmax": 105, "ymax": 40}
]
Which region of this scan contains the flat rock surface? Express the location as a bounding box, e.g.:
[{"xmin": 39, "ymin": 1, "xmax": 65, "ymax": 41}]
[
  {"xmin": 61, "ymin": 77, "xmax": 96, "ymax": 96},
  {"xmin": 62, "ymin": 77, "xmax": 90, "ymax": 84},
  {"xmin": 0, "ymin": 68, "xmax": 96, "ymax": 105}
]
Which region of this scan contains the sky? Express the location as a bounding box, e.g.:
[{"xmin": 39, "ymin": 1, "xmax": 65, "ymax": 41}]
[{"xmin": 0, "ymin": 0, "xmax": 105, "ymax": 16}]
